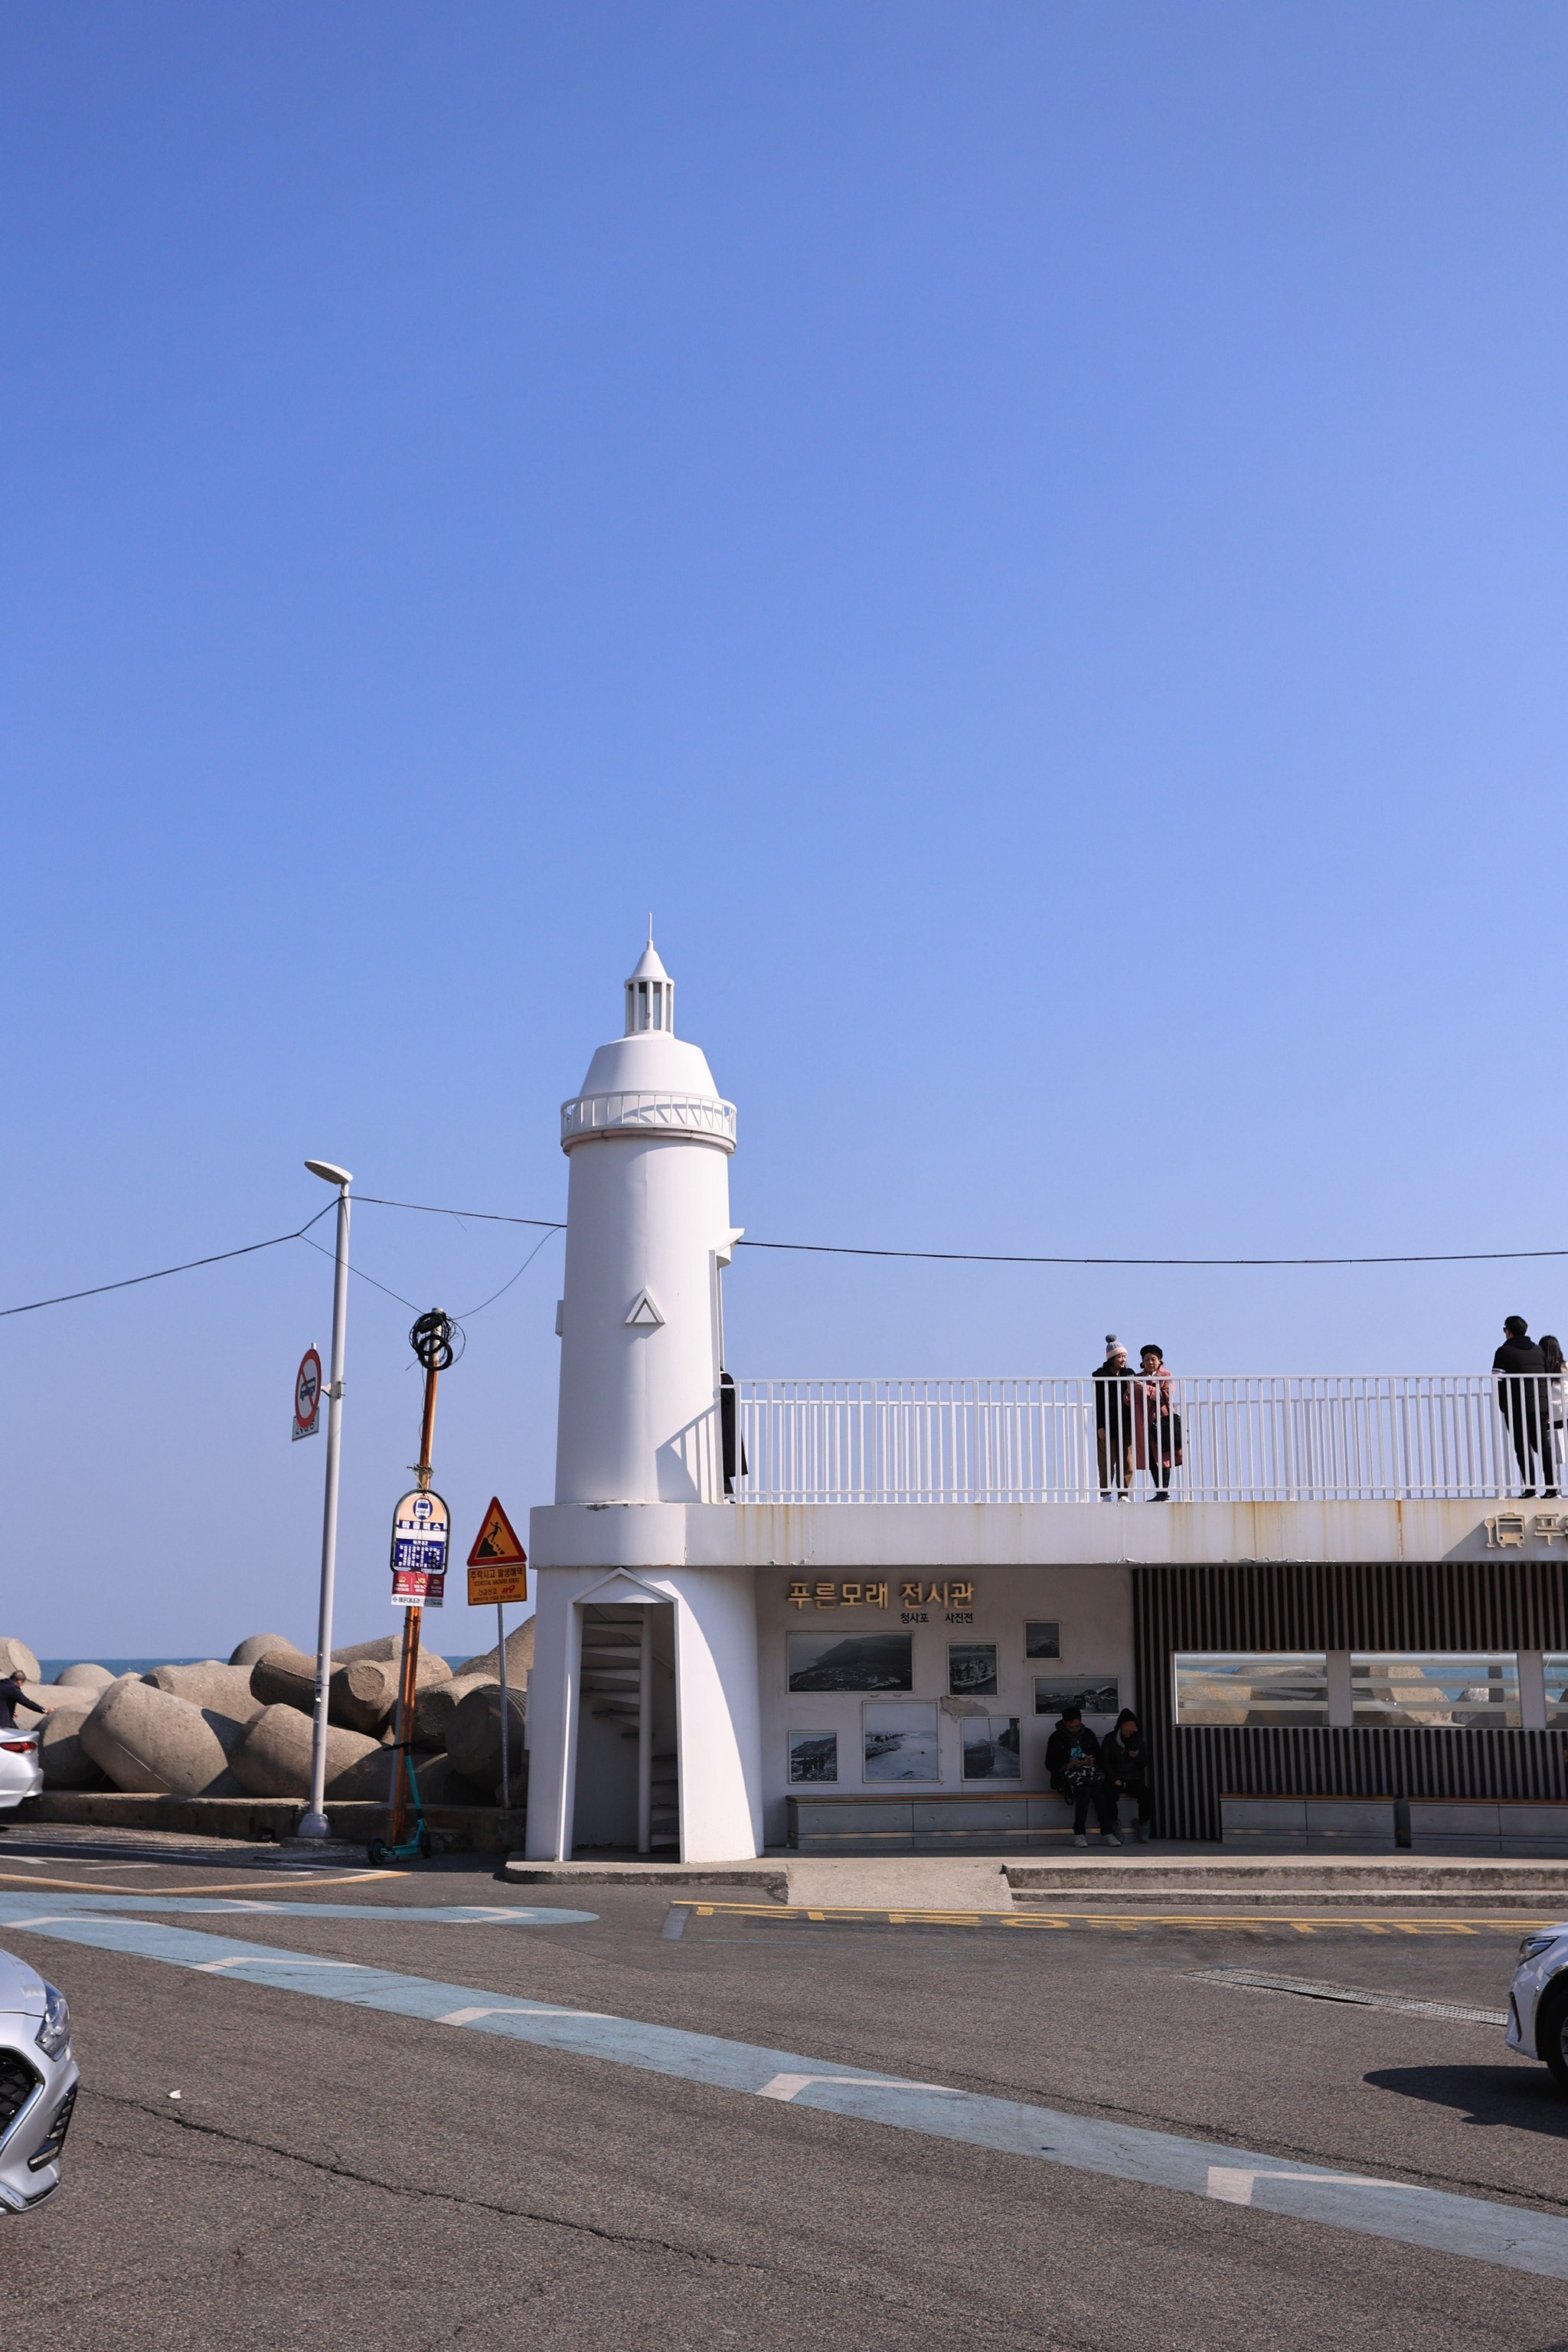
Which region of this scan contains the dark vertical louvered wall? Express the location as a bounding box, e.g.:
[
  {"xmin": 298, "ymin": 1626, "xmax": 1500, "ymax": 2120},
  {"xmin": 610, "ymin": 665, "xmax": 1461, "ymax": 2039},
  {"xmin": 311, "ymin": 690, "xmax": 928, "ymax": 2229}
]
[{"xmin": 1132, "ymin": 1559, "xmax": 1568, "ymax": 1841}]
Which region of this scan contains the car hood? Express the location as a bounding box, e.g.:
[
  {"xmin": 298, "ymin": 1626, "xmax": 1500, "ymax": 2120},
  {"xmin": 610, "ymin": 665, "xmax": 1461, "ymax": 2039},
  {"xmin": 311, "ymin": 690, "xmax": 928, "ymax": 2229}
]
[{"xmin": 0, "ymin": 1949, "xmax": 48, "ymax": 2020}]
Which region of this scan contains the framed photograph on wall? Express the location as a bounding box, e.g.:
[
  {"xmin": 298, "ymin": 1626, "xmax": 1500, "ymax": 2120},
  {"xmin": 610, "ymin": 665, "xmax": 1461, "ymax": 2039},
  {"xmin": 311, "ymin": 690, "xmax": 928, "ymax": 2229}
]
[
  {"xmin": 1033, "ymin": 1674, "xmax": 1119, "ymax": 1718},
  {"xmin": 787, "ymin": 1632, "xmax": 913, "ymax": 1693},
  {"xmin": 863, "ymin": 1699, "xmax": 939, "ymax": 1782},
  {"xmin": 1024, "ymin": 1622, "xmax": 1061, "ymax": 1660},
  {"xmin": 961, "ymin": 1717, "xmax": 1021, "ymax": 1780},
  {"xmin": 947, "ymin": 1642, "xmax": 998, "ymax": 1696},
  {"xmin": 787, "ymin": 1730, "xmax": 839, "ymax": 1784}
]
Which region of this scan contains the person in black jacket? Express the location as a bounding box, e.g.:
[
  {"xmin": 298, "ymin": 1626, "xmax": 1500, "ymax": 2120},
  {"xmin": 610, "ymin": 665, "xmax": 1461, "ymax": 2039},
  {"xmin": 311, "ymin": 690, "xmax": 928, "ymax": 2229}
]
[
  {"xmin": 1494, "ymin": 1317, "xmax": 1557, "ymax": 1497},
  {"xmin": 1102, "ymin": 1708, "xmax": 1154, "ymax": 1842},
  {"xmin": 1093, "ymin": 1338, "xmax": 1136, "ymax": 1500},
  {"xmin": 0, "ymin": 1675, "xmax": 44, "ymax": 1735},
  {"xmin": 1044, "ymin": 1706, "xmax": 1121, "ymax": 1847}
]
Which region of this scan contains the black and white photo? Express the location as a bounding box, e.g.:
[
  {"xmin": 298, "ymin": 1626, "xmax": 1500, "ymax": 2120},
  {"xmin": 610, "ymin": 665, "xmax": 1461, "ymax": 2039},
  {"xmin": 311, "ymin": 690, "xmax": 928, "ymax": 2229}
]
[
  {"xmin": 1024, "ymin": 1622, "xmax": 1061, "ymax": 1659},
  {"xmin": 787, "ymin": 1730, "xmax": 838, "ymax": 1783},
  {"xmin": 863, "ymin": 1698, "xmax": 939, "ymax": 1781},
  {"xmin": 1034, "ymin": 1674, "xmax": 1119, "ymax": 1717},
  {"xmin": 961, "ymin": 1716, "xmax": 1021, "ymax": 1779},
  {"xmin": 947, "ymin": 1642, "xmax": 998, "ymax": 1696},
  {"xmin": 787, "ymin": 1632, "xmax": 913, "ymax": 1693}
]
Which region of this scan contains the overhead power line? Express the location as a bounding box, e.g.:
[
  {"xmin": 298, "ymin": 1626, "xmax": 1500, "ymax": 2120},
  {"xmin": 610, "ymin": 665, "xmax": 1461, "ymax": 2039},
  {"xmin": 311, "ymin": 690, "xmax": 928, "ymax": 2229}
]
[
  {"xmin": 3, "ymin": 1191, "xmax": 1564, "ymax": 1324},
  {"xmin": 357, "ymin": 1194, "xmax": 1568, "ymax": 1270},
  {"xmin": 0, "ymin": 1204, "xmax": 337, "ymax": 1319},
  {"xmin": 732, "ymin": 1239, "xmax": 1568, "ymax": 1269}
]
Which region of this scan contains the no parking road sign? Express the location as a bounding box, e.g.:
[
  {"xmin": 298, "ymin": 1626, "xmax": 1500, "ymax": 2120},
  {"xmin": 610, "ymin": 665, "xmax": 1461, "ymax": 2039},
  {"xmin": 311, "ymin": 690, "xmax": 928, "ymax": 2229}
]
[
  {"xmin": 390, "ymin": 1488, "xmax": 449, "ymax": 1608},
  {"xmin": 293, "ymin": 1347, "xmax": 322, "ymax": 1441}
]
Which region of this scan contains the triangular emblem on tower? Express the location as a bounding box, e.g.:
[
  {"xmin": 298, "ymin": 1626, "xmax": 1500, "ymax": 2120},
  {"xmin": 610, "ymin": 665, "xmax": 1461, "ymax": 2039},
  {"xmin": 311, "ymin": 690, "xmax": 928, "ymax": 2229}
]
[{"xmin": 625, "ymin": 1288, "xmax": 665, "ymax": 1328}]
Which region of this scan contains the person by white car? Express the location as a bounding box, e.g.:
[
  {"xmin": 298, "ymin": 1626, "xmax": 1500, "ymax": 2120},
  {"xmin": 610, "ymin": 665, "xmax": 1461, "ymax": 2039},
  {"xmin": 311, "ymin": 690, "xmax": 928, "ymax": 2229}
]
[{"xmin": 1508, "ymin": 1922, "xmax": 1568, "ymax": 2091}]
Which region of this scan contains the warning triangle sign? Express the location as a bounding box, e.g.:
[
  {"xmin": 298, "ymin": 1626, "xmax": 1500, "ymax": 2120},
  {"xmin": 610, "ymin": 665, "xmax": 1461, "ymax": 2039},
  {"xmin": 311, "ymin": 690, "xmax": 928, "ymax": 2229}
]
[{"xmin": 466, "ymin": 1496, "xmax": 527, "ymax": 1570}]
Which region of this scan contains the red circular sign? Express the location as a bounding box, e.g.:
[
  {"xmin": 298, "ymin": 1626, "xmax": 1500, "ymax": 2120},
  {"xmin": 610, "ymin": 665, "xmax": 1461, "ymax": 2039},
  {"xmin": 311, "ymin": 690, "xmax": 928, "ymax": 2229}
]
[{"xmin": 295, "ymin": 1348, "xmax": 323, "ymax": 1430}]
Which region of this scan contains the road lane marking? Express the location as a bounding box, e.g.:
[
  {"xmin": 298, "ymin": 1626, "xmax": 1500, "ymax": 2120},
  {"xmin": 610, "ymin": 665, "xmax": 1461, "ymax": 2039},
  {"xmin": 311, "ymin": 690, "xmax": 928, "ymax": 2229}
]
[
  {"xmin": 676, "ymin": 1903, "xmax": 1553, "ymax": 1934},
  {"xmin": 0, "ymin": 1870, "xmax": 404, "ymax": 1896},
  {"xmin": 1207, "ymin": 2164, "xmax": 1397, "ymax": 2207},
  {"xmin": 1, "ymin": 1894, "xmax": 1563, "ymax": 2282},
  {"xmin": 0, "ymin": 1896, "xmax": 597, "ymax": 1926}
]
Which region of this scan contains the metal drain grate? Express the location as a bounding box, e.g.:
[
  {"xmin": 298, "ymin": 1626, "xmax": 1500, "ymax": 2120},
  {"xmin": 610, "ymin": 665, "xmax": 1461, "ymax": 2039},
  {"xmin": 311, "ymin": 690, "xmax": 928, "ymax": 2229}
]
[{"xmin": 1189, "ymin": 1965, "xmax": 1508, "ymax": 2027}]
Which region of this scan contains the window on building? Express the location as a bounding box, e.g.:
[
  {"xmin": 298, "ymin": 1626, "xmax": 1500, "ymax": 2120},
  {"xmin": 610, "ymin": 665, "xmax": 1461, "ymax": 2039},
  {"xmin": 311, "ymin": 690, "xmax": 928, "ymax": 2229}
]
[
  {"xmin": 1173, "ymin": 1654, "xmax": 1329, "ymax": 1728},
  {"xmin": 1545, "ymin": 1657, "xmax": 1568, "ymax": 1726},
  {"xmin": 1351, "ymin": 1653, "xmax": 1520, "ymax": 1729}
]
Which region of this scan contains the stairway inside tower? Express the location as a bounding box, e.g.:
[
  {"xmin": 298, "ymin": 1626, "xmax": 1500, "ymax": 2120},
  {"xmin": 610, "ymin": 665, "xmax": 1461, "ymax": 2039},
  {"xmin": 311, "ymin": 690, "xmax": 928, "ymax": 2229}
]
[{"xmin": 573, "ymin": 1602, "xmax": 678, "ymax": 1854}]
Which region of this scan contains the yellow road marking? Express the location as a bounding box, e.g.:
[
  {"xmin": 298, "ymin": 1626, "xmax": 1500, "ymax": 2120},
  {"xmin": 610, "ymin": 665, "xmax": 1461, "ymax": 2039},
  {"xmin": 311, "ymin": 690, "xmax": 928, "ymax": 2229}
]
[
  {"xmin": 675, "ymin": 1901, "xmax": 1549, "ymax": 1933},
  {"xmin": 0, "ymin": 1869, "xmax": 403, "ymax": 1896}
]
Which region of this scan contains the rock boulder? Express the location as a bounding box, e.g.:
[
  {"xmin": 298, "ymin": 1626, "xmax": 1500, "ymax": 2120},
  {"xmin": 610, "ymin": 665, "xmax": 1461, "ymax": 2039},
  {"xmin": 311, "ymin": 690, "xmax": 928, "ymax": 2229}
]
[
  {"xmin": 145, "ymin": 1663, "xmax": 265, "ymax": 1719},
  {"xmin": 455, "ymin": 1622, "xmax": 534, "ymax": 1687},
  {"xmin": 0, "ymin": 1640, "xmax": 41, "ymax": 1684},
  {"xmin": 447, "ymin": 1683, "xmax": 526, "ymax": 1785},
  {"xmin": 39, "ymin": 1698, "xmax": 104, "ymax": 1788},
  {"xmin": 229, "ymin": 1632, "xmax": 296, "ymax": 1668},
  {"xmin": 54, "ymin": 1663, "xmax": 115, "ymax": 1690},
  {"xmin": 228, "ymin": 1705, "xmax": 390, "ymax": 1801},
  {"xmin": 410, "ymin": 1673, "xmax": 493, "ymax": 1752},
  {"xmin": 80, "ymin": 1679, "xmax": 243, "ymax": 1796}
]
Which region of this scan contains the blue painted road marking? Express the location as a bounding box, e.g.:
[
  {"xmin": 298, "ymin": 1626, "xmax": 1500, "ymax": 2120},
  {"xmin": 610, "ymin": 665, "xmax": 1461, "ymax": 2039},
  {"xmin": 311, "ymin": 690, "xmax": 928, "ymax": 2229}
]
[{"xmin": 2, "ymin": 1893, "xmax": 1563, "ymax": 2280}]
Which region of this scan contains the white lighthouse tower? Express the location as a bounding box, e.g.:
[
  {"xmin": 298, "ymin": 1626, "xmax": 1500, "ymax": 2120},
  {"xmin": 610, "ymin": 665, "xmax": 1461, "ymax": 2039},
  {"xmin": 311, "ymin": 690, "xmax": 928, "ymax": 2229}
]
[
  {"xmin": 524, "ymin": 937, "xmax": 763, "ymax": 1863},
  {"xmin": 554, "ymin": 934, "xmax": 737, "ymax": 1507}
]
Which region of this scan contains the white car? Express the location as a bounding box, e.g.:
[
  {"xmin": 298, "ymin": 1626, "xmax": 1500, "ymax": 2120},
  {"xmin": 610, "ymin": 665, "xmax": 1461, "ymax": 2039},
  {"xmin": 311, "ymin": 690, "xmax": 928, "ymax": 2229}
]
[
  {"xmin": 0, "ymin": 1726, "xmax": 43, "ymax": 1811},
  {"xmin": 0, "ymin": 1949, "xmax": 78, "ymax": 2211},
  {"xmin": 1508, "ymin": 1922, "xmax": 1568, "ymax": 2092}
]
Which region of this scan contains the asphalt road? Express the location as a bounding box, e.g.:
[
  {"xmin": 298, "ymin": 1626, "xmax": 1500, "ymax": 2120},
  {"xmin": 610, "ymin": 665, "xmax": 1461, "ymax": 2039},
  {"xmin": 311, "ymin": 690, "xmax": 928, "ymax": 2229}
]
[{"xmin": 5, "ymin": 1853, "xmax": 1568, "ymax": 2352}]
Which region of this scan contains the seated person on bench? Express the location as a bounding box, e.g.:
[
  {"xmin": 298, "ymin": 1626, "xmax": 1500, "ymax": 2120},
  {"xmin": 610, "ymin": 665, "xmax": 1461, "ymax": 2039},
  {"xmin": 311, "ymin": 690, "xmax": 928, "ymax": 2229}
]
[
  {"xmin": 1044, "ymin": 1705, "xmax": 1122, "ymax": 1848},
  {"xmin": 1102, "ymin": 1707, "xmax": 1154, "ymax": 1842}
]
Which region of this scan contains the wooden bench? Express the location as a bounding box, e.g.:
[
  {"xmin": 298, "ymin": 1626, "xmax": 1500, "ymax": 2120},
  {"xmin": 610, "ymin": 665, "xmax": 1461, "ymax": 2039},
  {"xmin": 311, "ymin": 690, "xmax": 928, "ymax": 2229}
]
[
  {"xmin": 1220, "ymin": 1794, "xmax": 1399, "ymax": 1853},
  {"xmin": 786, "ymin": 1792, "xmax": 1080, "ymax": 1854}
]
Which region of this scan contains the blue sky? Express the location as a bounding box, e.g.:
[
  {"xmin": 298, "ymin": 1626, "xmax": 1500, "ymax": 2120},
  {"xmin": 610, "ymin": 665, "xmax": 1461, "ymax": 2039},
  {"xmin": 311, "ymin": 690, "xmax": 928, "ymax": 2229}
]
[{"xmin": 5, "ymin": 4, "xmax": 1566, "ymax": 1657}]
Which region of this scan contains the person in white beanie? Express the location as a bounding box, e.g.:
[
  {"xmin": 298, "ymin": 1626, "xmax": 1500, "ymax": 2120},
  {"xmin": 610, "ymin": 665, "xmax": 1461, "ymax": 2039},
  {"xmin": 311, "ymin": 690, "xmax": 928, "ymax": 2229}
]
[{"xmin": 1093, "ymin": 1336, "xmax": 1135, "ymax": 1498}]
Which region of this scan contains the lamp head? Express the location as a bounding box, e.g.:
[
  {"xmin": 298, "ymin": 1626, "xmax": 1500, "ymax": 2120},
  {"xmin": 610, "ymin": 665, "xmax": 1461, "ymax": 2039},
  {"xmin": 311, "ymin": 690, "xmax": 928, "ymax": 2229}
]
[{"xmin": 304, "ymin": 1159, "xmax": 352, "ymax": 1188}]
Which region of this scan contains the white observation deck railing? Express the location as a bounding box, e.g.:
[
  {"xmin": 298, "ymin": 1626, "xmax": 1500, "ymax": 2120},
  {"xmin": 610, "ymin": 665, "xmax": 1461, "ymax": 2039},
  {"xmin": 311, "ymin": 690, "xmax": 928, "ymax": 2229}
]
[{"xmin": 731, "ymin": 1376, "xmax": 1563, "ymax": 1506}]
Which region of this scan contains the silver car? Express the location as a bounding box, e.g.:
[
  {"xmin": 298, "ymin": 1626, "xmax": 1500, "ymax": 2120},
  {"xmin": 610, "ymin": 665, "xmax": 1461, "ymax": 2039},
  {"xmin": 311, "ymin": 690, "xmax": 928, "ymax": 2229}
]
[
  {"xmin": 1508, "ymin": 1922, "xmax": 1568, "ymax": 2092},
  {"xmin": 0, "ymin": 1726, "xmax": 43, "ymax": 1811},
  {"xmin": 0, "ymin": 1949, "xmax": 78, "ymax": 2210}
]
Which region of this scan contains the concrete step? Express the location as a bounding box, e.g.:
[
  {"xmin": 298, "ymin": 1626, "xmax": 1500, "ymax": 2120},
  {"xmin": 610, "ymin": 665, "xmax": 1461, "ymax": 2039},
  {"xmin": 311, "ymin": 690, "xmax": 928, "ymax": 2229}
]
[{"xmin": 1006, "ymin": 1854, "xmax": 1568, "ymax": 1909}]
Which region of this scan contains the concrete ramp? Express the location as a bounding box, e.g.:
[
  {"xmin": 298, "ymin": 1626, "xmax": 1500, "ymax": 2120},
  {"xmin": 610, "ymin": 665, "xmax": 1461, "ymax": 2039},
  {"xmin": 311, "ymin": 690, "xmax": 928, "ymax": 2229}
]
[{"xmin": 784, "ymin": 1857, "xmax": 1013, "ymax": 1911}]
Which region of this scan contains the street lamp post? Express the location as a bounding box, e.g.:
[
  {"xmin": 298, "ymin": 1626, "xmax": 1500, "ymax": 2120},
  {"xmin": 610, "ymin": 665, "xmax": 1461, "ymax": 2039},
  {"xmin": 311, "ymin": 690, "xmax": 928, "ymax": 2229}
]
[{"xmin": 298, "ymin": 1159, "xmax": 352, "ymax": 1841}]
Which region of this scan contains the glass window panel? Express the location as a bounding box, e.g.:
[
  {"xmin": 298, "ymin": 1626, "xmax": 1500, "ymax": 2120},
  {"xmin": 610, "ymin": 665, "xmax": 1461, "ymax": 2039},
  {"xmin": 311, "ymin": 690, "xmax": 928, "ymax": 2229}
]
[
  {"xmin": 1545, "ymin": 1656, "xmax": 1568, "ymax": 1726},
  {"xmin": 1173, "ymin": 1653, "xmax": 1329, "ymax": 1728},
  {"xmin": 1351, "ymin": 1653, "xmax": 1520, "ymax": 1729}
]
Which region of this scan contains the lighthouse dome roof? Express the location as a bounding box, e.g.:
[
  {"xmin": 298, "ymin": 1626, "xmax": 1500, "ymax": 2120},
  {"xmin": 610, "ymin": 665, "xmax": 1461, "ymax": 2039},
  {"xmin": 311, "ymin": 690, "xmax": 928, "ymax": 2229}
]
[{"xmin": 575, "ymin": 1027, "xmax": 721, "ymax": 1099}]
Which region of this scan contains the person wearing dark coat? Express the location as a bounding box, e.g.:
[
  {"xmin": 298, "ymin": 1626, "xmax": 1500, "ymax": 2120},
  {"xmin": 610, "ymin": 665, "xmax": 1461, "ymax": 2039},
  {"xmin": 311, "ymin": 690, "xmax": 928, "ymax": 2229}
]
[
  {"xmin": 0, "ymin": 1677, "xmax": 44, "ymax": 1734},
  {"xmin": 1493, "ymin": 1317, "xmax": 1557, "ymax": 1497},
  {"xmin": 1044, "ymin": 1706, "xmax": 1121, "ymax": 1847},
  {"xmin": 1093, "ymin": 1337, "xmax": 1137, "ymax": 1500},
  {"xmin": 1102, "ymin": 1708, "xmax": 1154, "ymax": 1841}
]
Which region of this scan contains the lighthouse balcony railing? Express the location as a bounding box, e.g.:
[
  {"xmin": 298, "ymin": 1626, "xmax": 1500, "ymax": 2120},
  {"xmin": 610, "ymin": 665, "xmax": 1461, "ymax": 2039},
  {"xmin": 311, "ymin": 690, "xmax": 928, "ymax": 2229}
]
[
  {"xmin": 730, "ymin": 1374, "xmax": 1561, "ymax": 1506},
  {"xmin": 560, "ymin": 1090, "xmax": 737, "ymax": 1146}
]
